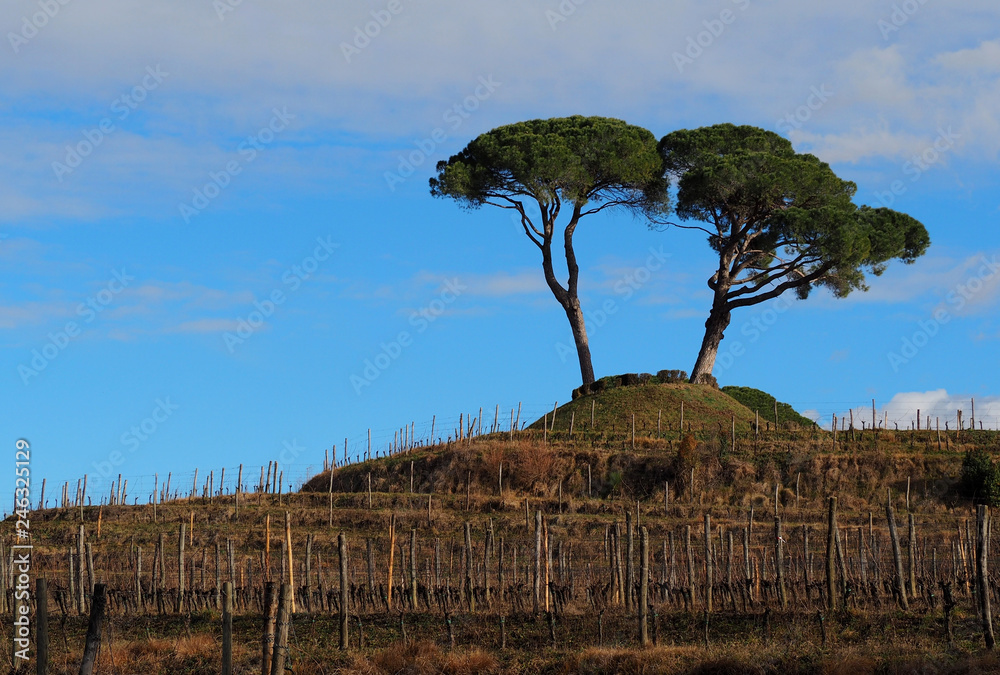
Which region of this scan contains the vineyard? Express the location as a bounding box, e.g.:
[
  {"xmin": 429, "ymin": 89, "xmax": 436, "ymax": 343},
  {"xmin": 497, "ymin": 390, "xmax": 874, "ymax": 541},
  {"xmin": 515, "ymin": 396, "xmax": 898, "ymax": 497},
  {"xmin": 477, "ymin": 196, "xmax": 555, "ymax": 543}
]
[{"xmin": 8, "ymin": 383, "xmax": 1000, "ymax": 674}]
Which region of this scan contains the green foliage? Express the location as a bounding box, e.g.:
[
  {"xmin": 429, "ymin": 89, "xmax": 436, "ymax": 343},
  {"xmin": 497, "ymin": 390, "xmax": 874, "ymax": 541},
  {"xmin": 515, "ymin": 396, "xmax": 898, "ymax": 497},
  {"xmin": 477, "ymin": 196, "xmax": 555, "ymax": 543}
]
[
  {"xmin": 721, "ymin": 386, "xmax": 815, "ymax": 427},
  {"xmin": 430, "ymin": 115, "xmax": 669, "ymax": 217},
  {"xmin": 658, "ymin": 123, "xmax": 930, "ymax": 305},
  {"xmin": 960, "ymin": 448, "xmax": 1000, "ymax": 506},
  {"xmin": 656, "ymin": 369, "xmax": 688, "ymax": 383}
]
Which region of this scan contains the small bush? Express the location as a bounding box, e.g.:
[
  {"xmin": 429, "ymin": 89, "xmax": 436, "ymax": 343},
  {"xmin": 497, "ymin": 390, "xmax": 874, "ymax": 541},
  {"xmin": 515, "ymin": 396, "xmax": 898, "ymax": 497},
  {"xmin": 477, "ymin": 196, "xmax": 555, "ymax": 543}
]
[
  {"xmin": 619, "ymin": 373, "xmax": 640, "ymax": 387},
  {"xmin": 693, "ymin": 373, "xmax": 719, "ymax": 388},
  {"xmin": 656, "ymin": 369, "xmax": 688, "ymax": 383},
  {"xmin": 676, "ymin": 433, "xmax": 699, "ymax": 488},
  {"xmin": 638, "ymin": 372, "xmax": 653, "ymax": 385},
  {"xmin": 512, "ymin": 443, "xmax": 557, "ymax": 493},
  {"xmin": 960, "ymin": 448, "xmax": 1000, "ymax": 506}
]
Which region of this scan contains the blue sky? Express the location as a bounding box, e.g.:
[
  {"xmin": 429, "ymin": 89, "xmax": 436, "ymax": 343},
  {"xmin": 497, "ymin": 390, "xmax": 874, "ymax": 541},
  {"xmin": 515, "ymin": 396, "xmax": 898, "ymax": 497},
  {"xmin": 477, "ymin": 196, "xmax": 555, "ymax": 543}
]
[{"xmin": 3, "ymin": 0, "xmax": 1000, "ymax": 508}]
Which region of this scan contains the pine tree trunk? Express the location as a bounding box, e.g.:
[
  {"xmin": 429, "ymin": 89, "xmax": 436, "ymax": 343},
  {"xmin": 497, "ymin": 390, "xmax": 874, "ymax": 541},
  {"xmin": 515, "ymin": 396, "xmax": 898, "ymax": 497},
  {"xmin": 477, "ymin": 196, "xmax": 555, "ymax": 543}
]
[
  {"xmin": 690, "ymin": 303, "xmax": 731, "ymax": 384},
  {"xmin": 564, "ymin": 299, "xmax": 595, "ymax": 385}
]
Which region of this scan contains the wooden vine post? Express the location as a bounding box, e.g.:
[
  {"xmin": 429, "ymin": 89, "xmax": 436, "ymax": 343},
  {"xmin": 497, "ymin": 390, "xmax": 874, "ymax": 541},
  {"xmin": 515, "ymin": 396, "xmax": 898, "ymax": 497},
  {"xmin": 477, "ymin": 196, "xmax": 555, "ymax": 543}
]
[
  {"xmin": 775, "ymin": 516, "xmax": 787, "ymax": 610},
  {"xmin": 639, "ymin": 526, "xmax": 650, "ymax": 646},
  {"xmin": 178, "ymin": 523, "xmax": 186, "ymax": 613},
  {"xmin": 339, "ymin": 532, "xmax": 349, "ymax": 650},
  {"xmin": 222, "ymin": 581, "xmax": 233, "ymax": 675},
  {"xmin": 285, "ymin": 511, "xmax": 296, "ymax": 612},
  {"xmin": 387, "ymin": 514, "xmax": 396, "ymax": 609},
  {"xmin": 270, "ymin": 584, "xmax": 292, "ymax": 675},
  {"xmin": 977, "ymin": 505, "xmax": 995, "ymax": 650},
  {"xmin": 826, "ymin": 497, "xmax": 837, "ymax": 611},
  {"xmin": 78, "ymin": 584, "xmax": 106, "ymax": 675},
  {"xmin": 36, "ymin": 578, "xmax": 49, "ymax": 675},
  {"xmin": 261, "ymin": 581, "xmax": 277, "ymax": 675},
  {"xmin": 886, "ymin": 490, "xmax": 909, "ymax": 610}
]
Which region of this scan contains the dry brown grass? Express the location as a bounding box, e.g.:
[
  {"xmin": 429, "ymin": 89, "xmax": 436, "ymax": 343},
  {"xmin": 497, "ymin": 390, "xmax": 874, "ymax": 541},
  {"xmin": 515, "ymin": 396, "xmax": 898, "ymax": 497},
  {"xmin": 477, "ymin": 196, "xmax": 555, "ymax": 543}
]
[{"xmin": 344, "ymin": 640, "xmax": 498, "ymax": 675}]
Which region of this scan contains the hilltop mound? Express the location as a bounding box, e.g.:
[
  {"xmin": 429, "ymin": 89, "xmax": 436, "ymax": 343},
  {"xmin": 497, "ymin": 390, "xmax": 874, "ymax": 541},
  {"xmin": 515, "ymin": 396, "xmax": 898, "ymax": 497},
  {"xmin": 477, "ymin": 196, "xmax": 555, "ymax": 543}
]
[{"xmin": 529, "ymin": 374, "xmax": 811, "ymax": 435}]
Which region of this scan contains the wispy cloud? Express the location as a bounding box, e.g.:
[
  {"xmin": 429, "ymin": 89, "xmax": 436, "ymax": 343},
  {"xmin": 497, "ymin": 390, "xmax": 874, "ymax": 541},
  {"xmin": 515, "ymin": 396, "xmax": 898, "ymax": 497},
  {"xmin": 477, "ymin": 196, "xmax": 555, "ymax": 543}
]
[{"xmin": 169, "ymin": 318, "xmax": 244, "ymax": 334}]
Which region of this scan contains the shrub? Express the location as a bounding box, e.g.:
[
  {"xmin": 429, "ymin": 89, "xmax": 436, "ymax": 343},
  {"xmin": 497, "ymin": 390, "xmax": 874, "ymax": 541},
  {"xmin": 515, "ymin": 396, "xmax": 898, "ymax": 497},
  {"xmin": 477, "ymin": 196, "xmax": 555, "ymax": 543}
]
[
  {"xmin": 619, "ymin": 373, "xmax": 640, "ymax": 387},
  {"xmin": 512, "ymin": 443, "xmax": 557, "ymax": 493},
  {"xmin": 721, "ymin": 385, "xmax": 816, "ymax": 427},
  {"xmin": 638, "ymin": 373, "xmax": 653, "ymax": 385},
  {"xmin": 693, "ymin": 373, "xmax": 719, "ymax": 388},
  {"xmin": 961, "ymin": 448, "xmax": 1000, "ymax": 506},
  {"xmin": 656, "ymin": 369, "xmax": 688, "ymax": 383},
  {"xmin": 676, "ymin": 434, "xmax": 699, "ymax": 488}
]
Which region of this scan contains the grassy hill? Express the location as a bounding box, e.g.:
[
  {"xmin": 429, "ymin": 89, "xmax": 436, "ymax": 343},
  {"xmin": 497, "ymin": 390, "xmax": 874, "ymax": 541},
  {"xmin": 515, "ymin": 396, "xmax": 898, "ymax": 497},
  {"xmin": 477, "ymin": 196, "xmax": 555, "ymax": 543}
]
[
  {"xmin": 527, "ymin": 377, "xmax": 812, "ymax": 436},
  {"xmin": 720, "ymin": 385, "xmax": 817, "ymax": 428},
  {"xmin": 19, "ymin": 381, "xmax": 1000, "ymax": 675}
]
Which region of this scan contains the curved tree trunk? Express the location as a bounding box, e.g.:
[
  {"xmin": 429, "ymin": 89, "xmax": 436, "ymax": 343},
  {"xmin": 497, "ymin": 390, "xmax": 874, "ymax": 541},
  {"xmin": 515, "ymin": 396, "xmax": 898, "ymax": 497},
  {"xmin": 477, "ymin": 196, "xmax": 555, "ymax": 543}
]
[
  {"xmin": 565, "ymin": 300, "xmax": 596, "ymax": 386},
  {"xmin": 689, "ymin": 303, "xmax": 731, "ymax": 384},
  {"xmin": 537, "ymin": 209, "xmax": 595, "ymax": 387}
]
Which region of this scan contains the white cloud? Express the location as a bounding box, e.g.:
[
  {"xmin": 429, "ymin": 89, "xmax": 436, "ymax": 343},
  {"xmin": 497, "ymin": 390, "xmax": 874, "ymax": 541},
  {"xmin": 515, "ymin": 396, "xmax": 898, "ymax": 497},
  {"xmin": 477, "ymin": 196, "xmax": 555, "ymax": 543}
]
[
  {"xmin": 880, "ymin": 389, "xmax": 1000, "ymax": 430},
  {"xmin": 814, "ymin": 251, "xmax": 1000, "ymax": 312},
  {"xmin": 820, "ymin": 390, "xmax": 1000, "ymax": 430},
  {"xmin": 3, "ymin": 1, "xmax": 1000, "ymax": 221},
  {"xmin": 936, "ymin": 39, "xmax": 1000, "ymax": 73},
  {"xmin": 466, "ymin": 271, "xmax": 547, "ymax": 297},
  {"xmin": 170, "ymin": 319, "xmax": 243, "ymax": 334}
]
